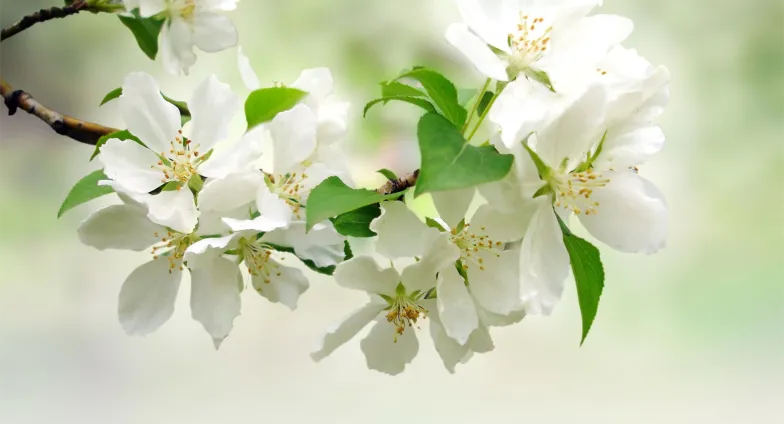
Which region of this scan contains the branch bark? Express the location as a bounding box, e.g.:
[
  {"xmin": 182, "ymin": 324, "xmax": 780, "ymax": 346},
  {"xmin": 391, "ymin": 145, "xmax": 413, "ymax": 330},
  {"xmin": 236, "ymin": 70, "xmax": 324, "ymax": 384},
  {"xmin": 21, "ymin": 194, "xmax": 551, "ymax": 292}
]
[
  {"xmin": 1, "ymin": 78, "xmax": 119, "ymax": 145},
  {"xmin": 1, "ymin": 1, "xmax": 88, "ymax": 41},
  {"xmin": 376, "ymin": 169, "xmax": 419, "ymax": 195}
]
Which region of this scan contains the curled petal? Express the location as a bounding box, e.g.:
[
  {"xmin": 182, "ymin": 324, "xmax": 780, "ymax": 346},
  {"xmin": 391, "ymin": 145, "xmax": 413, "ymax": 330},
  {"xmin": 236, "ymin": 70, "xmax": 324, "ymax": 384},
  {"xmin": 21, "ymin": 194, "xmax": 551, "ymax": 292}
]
[{"xmin": 311, "ymin": 298, "xmax": 386, "ymax": 362}]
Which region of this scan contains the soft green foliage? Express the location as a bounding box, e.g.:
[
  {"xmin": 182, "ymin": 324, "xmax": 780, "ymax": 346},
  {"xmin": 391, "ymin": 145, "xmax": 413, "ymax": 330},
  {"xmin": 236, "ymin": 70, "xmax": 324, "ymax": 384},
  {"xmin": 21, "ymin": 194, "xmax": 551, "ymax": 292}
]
[
  {"xmin": 396, "ymin": 68, "xmax": 467, "ymax": 127},
  {"xmin": 477, "ymin": 91, "xmax": 495, "ymax": 117},
  {"xmin": 57, "ymin": 170, "xmax": 115, "ymax": 218},
  {"xmin": 91, "ymin": 130, "xmax": 143, "ymax": 161},
  {"xmin": 332, "ymin": 204, "xmax": 381, "ymax": 237},
  {"xmin": 117, "ymin": 12, "xmax": 164, "ymax": 60},
  {"xmin": 524, "ymin": 68, "xmax": 555, "ymax": 92},
  {"xmin": 457, "ymin": 88, "xmax": 478, "ymax": 106},
  {"xmin": 556, "ymin": 213, "xmax": 605, "ymax": 345},
  {"xmin": 305, "ymin": 176, "xmax": 404, "ymax": 231},
  {"xmin": 425, "ymin": 217, "xmax": 447, "ymax": 232},
  {"xmin": 99, "ymin": 87, "xmax": 123, "ymax": 106},
  {"xmin": 414, "ymin": 113, "xmax": 513, "ymax": 197},
  {"xmin": 245, "ymin": 87, "xmax": 307, "ymax": 129},
  {"xmin": 376, "ymin": 168, "xmax": 398, "ymax": 181},
  {"xmin": 363, "ymin": 81, "xmax": 436, "ymax": 116}
]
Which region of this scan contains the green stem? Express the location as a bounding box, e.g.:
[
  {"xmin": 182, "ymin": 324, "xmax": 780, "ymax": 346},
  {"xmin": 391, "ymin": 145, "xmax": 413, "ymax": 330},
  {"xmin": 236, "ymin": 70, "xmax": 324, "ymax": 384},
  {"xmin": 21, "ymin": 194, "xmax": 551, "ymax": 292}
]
[
  {"xmin": 465, "ymin": 91, "xmax": 500, "ymax": 142},
  {"xmin": 462, "ymin": 78, "xmax": 491, "ymax": 134}
]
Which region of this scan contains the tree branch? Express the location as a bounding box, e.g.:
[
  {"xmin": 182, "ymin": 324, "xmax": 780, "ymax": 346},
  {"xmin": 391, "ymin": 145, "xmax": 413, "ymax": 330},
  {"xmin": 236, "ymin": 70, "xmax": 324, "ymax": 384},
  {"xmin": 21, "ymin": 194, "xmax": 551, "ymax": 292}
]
[
  {"xmin": 1, "ymin": 78, "xmax": 119, "ymax": 145},
  {"xmin": 1, "ymin": 1, "xmax": 88, "ymax": 41},
  {"xmin": 376, "ymin": 169, "xmax": 419, "ymax": 194}
]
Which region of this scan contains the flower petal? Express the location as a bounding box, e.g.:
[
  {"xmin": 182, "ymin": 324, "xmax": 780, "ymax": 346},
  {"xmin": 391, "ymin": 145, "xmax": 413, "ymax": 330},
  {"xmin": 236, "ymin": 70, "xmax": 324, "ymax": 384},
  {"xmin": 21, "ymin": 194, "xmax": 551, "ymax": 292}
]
[
  {"xmin": 360, "ymin": 319, "xmax": 419, "ymax": 375},
  {"xmin": 594, "ymin": 124, "xmax": 665, "ymax": 170},
  {"xmin": 579, "ymin": 171, "xmax": 668, "ymax": 254},
  {"xmin": 400, "ymin": 232, "xmax": 460, "ymax": 292},
  {"xmin": 469, "ymin": 204, "xmax": 528, "ymax": 243},
  {"xmin": 78, "ymin": 204, "xmax": 163, "ymax": 251},
  {"xmin": 370, "ymin": 201, "xmax": 434, "ymax": 259},
  {"xmin": 252, "ymin": 255, "xmax": 309, "ymax": 310},
  {"xmin": 222, "ymin": 184, "xmax": 291, "ymax": 232},
  {"xmin": 429, "ymin": 316, "xmax": 470, "ymax": 373},
  {"xmin": 431, "ymin": 188, "xmax": 474, "ymax": 229},
  {"xmin": 192, "ymin": 12, "xmax": 237, "ymax": 53},
  {"xmin": 291, "ymin": 67, "xmax": 334, "ymax": 104},
  {"xmin": 261, "ymin": 221, "xmax": 345, "ymax": 268},
  {"xmin": 189, "ymin": 254, "xmax": 242, "ymax": 345},
  {"xmin": 99, "ymin": 138, "xmax": 166, "ymax": 193},
  {"xmin": 138, "ymin": 0, "xmax": 166, "ymax": 17},
  {"xmin": 160, "ymin": 18, "xmax": 196, "ymax": 75},
  {"xmin": 236, "ymin": 46, "xmax": 261, "ymax": 90},
  {"xmin": 118, "ymin": 259, "xmax": 181, "ymax": 335},
  {"xmin": 188, "ymin": 74, "xmax": 239, "ymax": 152},
  {"xmin": 333, "ymin": 256, "xmax": 400, "ymax": 295},
  {"xmin": 467, "ymin": 250, "xmax": 522, "ymax": 315},
  {"xmin": 141, "ymin": 189, "xmax": 199, "ymax": 234},
  {"xmin": 437, "ymin": 266, "xmax": 478, "ymax": 345},
  {"xmin": 519, "ymin": 198, "xmax": 570, "ymax": 315},
  {"xmin": 454, "ymin": 0, "xmax": 510, "ymax": 52},
  {"xmin": 197, "ymin": 128, "xmax": 265, "ymax": 179},
  {"xmin": 269, "ymin": 104, "xmax": 317, "ymax": 175},
  {"xmin": 120, "ymin": 72, "xmax": 181, "ymax": 151},
  {"xmin": 197, "ymin": 171, "xmax": 263, "ymax": 213},
  {"xmin": 311, "ymin": 297, "xmax": 386, "ymax": 362},
  {"xmin": 445, "ymin": 23, "xmax": 509, "ymax": 81},
  {"xmin": 489, "ymin": 77, "xmax": 558, "ymax": 149},
  {"xmin": 185, "ymin": 233, "xmax": 242, "ymax": 259}
]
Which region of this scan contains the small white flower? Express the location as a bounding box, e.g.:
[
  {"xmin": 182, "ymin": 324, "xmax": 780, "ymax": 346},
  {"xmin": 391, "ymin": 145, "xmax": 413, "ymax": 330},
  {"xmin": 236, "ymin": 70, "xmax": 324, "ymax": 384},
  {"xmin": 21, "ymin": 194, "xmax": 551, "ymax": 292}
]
[
  {"xmin": 98, "ymin": 72, "xmax": 241, "ymax": 233},
  {"xmin": 445, "ymin": 0, "xmax": 632, "ymax": 91},
  {"xmin": 134, "ymin": 0, "xmax": 239, "ymax": 75}
]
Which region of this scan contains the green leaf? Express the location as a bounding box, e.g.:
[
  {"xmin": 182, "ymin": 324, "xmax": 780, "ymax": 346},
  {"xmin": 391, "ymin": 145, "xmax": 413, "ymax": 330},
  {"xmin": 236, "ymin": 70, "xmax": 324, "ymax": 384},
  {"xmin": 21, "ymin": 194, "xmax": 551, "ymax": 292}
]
[
  {"xmin": 458, "ymin": 88, "xmax": 478, "ymax": 106},
  {"xmin": 266, "ymin": 243, "xmax": 336, "ymax": 275},
  {"xmin": 91, "ymin": 130, "xmax": 143, "ymax": 160},
  {"xmin": 91, "ymin": 130, "xmax": 144, "ymax": 161},
  {"xmin": 414, "ymin": 113, "xmax": 513, "ymax": 196},
  {"xmin": 332, "ymin": 204, "xmax": 381, "ymax": 237},
  {"xmin": 100, "ymin": 87, "xmax": 122, "ymax": 106},
  {"xmin": 524, "ymin": 68, "xmax": 555, "ymax": 92},
  {"xmin": 343, "ymin": 240, "xmax": 354, "ymax": 261},
  {"xmin": 306, "ymin": 176, "xmax": 404, "ymax": 231},
  {"xmin": 425, "ymin": 217, "xmax": 446, "ymax": 232},
  {"xmin": 397, "ymin": 68, "xmax": 467, "ymax": 127},
  {"xmin": 245, "ymin": 87, "xmax": 307, "ymax": 130},
  {"xmin": 522, "ymin": 141, "xmax": 551, "ymax": 179},
  {"xmin": 381, "ymin": 81, "xmax": 427, "ymax": 98},
  {"xmin": 377, "ymin": 168, "xmax": 398, "ymax": 181},
  {"xmin": 477, "ymin": 91, "xmax": 495, "ymax": 117},
  {"xmin": 556, "ymin": 213, "xmax": 605, "ymax": 345},
  {"xmin": 118, "ymin": 13, "xmax": 164, "ymax": 60},
  {"xmin": 57, "ymin": 170, "xmax": 115, "ymax": 218},
  {"xmin": 99, "ymin": 87, "xmax": 191, "ymax": 122},
  {"xmin": 363, "ymin": 96, "xmax": 436, "ymax": 117}
]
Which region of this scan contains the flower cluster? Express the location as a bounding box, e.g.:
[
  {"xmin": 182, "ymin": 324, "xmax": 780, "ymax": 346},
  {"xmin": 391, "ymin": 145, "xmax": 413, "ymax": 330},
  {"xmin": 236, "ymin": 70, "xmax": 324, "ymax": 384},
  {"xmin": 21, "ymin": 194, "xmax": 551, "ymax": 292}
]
[{"xmin": 66, "ymin": 0, "xmax": 669, "ymax": 374}]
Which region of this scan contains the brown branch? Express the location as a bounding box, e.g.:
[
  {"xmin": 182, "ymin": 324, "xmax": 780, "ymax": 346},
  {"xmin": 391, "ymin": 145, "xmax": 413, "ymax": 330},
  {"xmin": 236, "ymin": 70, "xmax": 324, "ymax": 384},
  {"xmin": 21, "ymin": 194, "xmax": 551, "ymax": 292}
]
[
  {"xmin": 376, "ymin": 169, "xmax": 419, "ymax": 195},
  {"xmin": 1, "ymin": 78, "xmax": 119, "ymax": 145},
  {"xmin": 1, "ymin": 1, "xmax": 88, "ymax": 41}
]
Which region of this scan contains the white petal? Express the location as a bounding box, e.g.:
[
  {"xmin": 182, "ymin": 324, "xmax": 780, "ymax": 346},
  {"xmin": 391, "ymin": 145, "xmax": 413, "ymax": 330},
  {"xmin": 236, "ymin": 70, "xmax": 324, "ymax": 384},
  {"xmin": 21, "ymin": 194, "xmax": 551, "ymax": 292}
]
[
  {"xmin": 269, "ymin": 104, "xmax": 317, "ymax": 175},
  {"xmin": 192, "ymin": 12, "xmax": 237, "ymax": 52},
  {"xmin": 360, "ymin": 319, "xmax": 419, "ymax": 375},
  {"xmin": 237, "ymin": 46, "xmax": 261, "ymax": 90},
  {"xmin": 197, "ymin": 128, "xmax": 265, "ymax": 179},
  {"xmin": 197, "ymin": 171, "xmax": 263, "ymax": 213},
  {"xmin": 431, "ymin": 188, "xmax": 474, "ymax": 229},
  {"xmin": 291, "ymin": 67, "xmax": 334, "ymax": 103},
  {"xmin": 311, "ymin": 297, "xmax": 386, "ymax": 362},
  {"xmin": 314, "ymin": 97, "xmax": 350, "ymax": 145},
  {"xmin": 333, "ymin": 256, "xmax": 400, "ymax": 295},
  {"xmin": 299, "ymin": 162, "xmax": 338, "ymax": 203},
  {"xmin": 99, "ymin": 138, "xmax": 165, "ymax": 193},
  {"xmin": 489, "ymin": 77, "xmax": 558, "ymax": 149},
  {"xmin": 142, "ymin": 189, "xmax": 199, "ymax": 234},
  {"xmin": 189, "ymin": 255, "xmax": 242, "ymax": 343},
  {"xmin": 467, "ymin": 250, "xmax": 522, "ymax": 315},
  {"xmin": 537, "ymin": 84, "xmax": 608, "ymax": 169},
  {"xmin": 188, "ymin": 74, "xmax": 239, "ymax": 152},
  {"xmin": 160, "ymin": 18, "xmax": 196, "ymax": 75},
  {"xmin": 579, "ymin": 171, "xmax": 667, "ymax": 254},
  {"xmin": 469, "ymin": 204, "xmax": 528, "ymax": 243},
  {"xmin": 466, "ymin": 323, "xmax": 494, "ymax": 353},
  {"xmin": 138, "ymin": 0, "xmax": 166, "ymax": 17},
  {"xmin": 476, "ymin": 303, "xmax": 526, "ymax": 327},
  {"xmin": 594, "ymin": 124, "xmax": 665, "ymax": 169},
  {"xmin": 252, "ymin": 256, "xmax": 309, "ymax": 310},
  {"xmin": 370, "ymin": 201, "xmax": 433, "ymax": 259},
  {"xmin": 198, "ymin": 0, "xmax": 238, "ymax": 11},
  {"xmin": 454, "ymin": 0, "xmax": 510, "ymax": 51},
  {"xmin": 78, "ymin": 204, "xmax": 163, "ymax": 251},
  {"xmin": 429, "ymin": 317, "xmax": 470, "ymax": 373},
  {"xmin": 400, "ymin": 232, "xmax": 460, "ymax": 292},
  {"xmin": 477, "ymin": 165, "xmax": 531, "ymax": 214},
  {"xmin": 436, "ymin": 266, "xmax": 478, "ymax": 345},
  {"xmin": 118, "ymin": 259, "xmax": 181, "ymax": 335},
  {"xmin": 120, "ymin": 72, "xmax": 181, "ymax": 152},
  {"xmin": 519, "ymin": 198, "xmax": 570, "ymax": 315},
  {"xmin": 261, "ymin": 221, "xmax": 345, "ymax": 268},
  {"xmin": 222, "ymin": 184, "xmax": 291, "ymax": 232},
  {"xmin": 445, "ymin": 23, "xmax": 509, "ymax": 81},
  {"xmin": 185, "ymin": 233, "xmax": 242, "ymax": 260}
]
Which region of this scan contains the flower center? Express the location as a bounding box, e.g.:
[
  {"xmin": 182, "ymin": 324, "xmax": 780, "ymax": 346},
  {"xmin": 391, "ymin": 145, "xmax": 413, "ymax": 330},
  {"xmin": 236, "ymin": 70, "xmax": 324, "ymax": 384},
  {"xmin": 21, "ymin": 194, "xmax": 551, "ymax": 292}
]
[
  {"xmin": 385, "ymin": 284, "xmax": 427, "ymax": 342},
  {"xmin": 152, "ymin": 130, "xmax": 202, "ymax": 189},
  {"xmin": 550, "ymin": 168, "xmax": 609, "ymax": 215},
  {"xmin": 267, "ymin": 171, "xmax": 309, "ymax": 220},
  {"xmin": 508, "ymin": 13, "xmax": 552, "ymax": 72},
  {"xmin": 169, "ymin": 0, "xmax": 197, "ymax": 20},
  {"xmin": 450, "ymin": 223, "xmax": 503, "ymax": 272},
  {"xmin": 239, "ymin": 237, "xmax": 281, "ymax": 284},
  {"xmin": 150, "ymin": 230, "xmax": 196, "ymax": 273}
]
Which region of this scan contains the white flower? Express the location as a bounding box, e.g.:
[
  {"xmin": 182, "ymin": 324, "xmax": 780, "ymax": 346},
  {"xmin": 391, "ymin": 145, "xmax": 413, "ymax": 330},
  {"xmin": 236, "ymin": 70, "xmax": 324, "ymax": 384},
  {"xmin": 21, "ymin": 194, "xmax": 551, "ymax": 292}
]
[
  {"xmin": 98, "ymin": 72, "xmax": 241, "ymax": 233},
  {"xmin": 370, "ymin": 199, "xmax": 526, "ymax": 345},
  {"xmin": 134, "ymin": 0, "xmax": 239, "ymax": 75},
  {"xmin": 445, "ymin": 0, "xmax": 632, "ymax": 91},
  {"xmin": 77, "ymin": 190, "xmax": 242, "ymax": 347},
  {"xmin": 502, "ymin": 75, "xmax": 669, "ymax": 314}
]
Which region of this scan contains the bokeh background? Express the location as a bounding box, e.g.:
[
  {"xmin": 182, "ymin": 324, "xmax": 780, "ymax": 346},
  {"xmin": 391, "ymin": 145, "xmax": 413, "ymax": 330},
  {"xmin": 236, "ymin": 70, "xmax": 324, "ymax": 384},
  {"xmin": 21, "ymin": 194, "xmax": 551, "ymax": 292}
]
[{"xmin": 1, "ymin": 0, "xmax": 782, "ymax": 422}]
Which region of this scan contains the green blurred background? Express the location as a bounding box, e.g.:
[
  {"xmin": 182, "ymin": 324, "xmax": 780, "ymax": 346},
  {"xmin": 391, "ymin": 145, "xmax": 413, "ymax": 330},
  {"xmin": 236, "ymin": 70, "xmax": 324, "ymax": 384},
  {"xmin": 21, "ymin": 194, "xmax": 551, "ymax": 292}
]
[{"xmin": 1, "ymin": 0, "xmax": 782, "ymax": 422}]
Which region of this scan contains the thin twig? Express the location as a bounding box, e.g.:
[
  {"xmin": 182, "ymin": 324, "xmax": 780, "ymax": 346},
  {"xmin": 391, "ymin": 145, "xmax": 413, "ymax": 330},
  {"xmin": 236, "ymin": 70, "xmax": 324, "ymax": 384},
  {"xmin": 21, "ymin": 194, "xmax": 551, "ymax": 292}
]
[
  {"xmin": 376, "ymin": 169, "xmax": 419, "ymax": 195},
  {"xmin": 1, "ymin": 1, "xmax": 88, "ymax": 41},
  {"xmin": 1, "ymin": 78, "xmax": 119, "ymax": 145}
]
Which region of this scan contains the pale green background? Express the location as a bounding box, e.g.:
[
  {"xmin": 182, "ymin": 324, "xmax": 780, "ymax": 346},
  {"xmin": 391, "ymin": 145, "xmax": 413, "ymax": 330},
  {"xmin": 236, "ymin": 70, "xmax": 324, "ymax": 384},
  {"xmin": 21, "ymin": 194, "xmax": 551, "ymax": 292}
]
[{"xmin": 0, "ymin": 0, "xmax": 782, "ymax": 422}]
